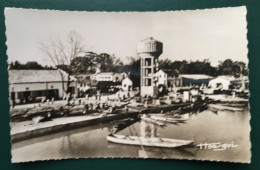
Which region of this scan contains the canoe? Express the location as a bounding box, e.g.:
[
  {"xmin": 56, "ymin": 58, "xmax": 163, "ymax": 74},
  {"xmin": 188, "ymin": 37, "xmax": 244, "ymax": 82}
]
[
  {"xmin": 150, "ymin": 115, "xmax": 189, "ymax": 123},
  {"xmin": 208, "ymin": 104, "xmax": 244, "ymax": 111},
  {"xmin": 172, "ymin": 113, "xmax": 190, "ymax": 119},
  {"xmin": 220, "ymin": 103, "xmax": 247, "ymax": 108},
  {"xmin": 140, "ymin": 115, "xmax": 165, "ymax": 126},
  {"xmin": 107, "ymin": 134, "xmax": 193, "ymax": 148}
]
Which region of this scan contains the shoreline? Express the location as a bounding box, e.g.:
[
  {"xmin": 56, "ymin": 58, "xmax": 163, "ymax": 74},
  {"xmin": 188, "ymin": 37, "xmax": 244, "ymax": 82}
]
[
  {"xmin": 11, "ymin": 111, "xmax": 139, "ymax": 143},
  {"xmin": 10, "ymin": 96, "xmax": 248, "ymax": 143},
  {"xmin": 10, "ymin": 102, "xmax": 199, "ymax": 143}
]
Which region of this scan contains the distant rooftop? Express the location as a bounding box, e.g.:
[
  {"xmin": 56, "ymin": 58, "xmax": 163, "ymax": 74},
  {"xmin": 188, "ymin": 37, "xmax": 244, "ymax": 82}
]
[
  {"xmin": 9, "ymin": 69, "xmax": 74, "ymax": 84},
  {"xmin": 182, "ymin": 74, "xmax": 213, "ymax": 80},
  {"xmin": 96, "ymin": 72, "xmax": 116, "ymax": 75}
]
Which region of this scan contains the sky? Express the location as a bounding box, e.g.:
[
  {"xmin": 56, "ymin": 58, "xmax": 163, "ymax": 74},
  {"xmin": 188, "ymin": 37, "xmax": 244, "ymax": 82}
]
[{"xmin": 5, "ymin": 6, "xmax": 248, "ymax": 67}]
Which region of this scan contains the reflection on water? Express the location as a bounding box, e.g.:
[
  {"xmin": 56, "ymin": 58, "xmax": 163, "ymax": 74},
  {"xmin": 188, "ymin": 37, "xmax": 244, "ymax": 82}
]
[
  {"xmin": 140, "ymin": 121, "xmax": 159, "ymax": 138},
  {"xmin": 12, "ymin": 109, "xmax": 251, "ymax": 163}
]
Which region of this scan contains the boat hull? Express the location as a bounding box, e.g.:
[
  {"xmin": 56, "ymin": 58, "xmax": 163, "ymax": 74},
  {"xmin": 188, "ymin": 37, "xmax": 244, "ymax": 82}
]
[
  {"xmin": 208, "ymin": 104, "xmax": 244, "ymax": 111},
  {"xmin": 107, "ymin": 134, "xmax": 193, "ymax": 148},
  {"xmin": 150, "ymin": 115, "xmax": 189, "ymax": 123},
  {"xmin": 140, "ymin": 115, "xmax": 165, "ymax": 126}
]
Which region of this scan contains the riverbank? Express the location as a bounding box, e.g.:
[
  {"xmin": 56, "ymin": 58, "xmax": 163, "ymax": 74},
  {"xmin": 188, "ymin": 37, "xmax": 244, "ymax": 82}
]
[
  {"xmin": 10, "ymin": 101, "xmax": 203, "ymax": 143},
  {"xmin": 11, "ymin": 108, "xmax": 251, "ymax": 163},
  {"xmin": 11, "ymin": 111, "xmax": 139, "ymax": 143},
  {"xmin": 10, "ymin": 94, "xmax": 247, "ymax": 143}
]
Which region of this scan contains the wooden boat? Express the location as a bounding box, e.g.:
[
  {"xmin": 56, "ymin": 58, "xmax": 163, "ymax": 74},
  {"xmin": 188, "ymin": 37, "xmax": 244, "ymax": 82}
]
[
  {"xmin": 172, "ymin": 113, "xmax": 190, "ymax": 119},
  {"xmin": 107, "ymin": 134, "xmax": 193, "ymax": 148},
  {"xmin": 150, "ymin": 115, "xmax": 189, "ymax": 123},
  {"xmin": 220, "ymin": 103, "xmax": 247, "ymax": 108},
  {"xmin": 111, "ymin": 118, "xmax": 139, "ymax": 134},
  {"xmin": 140, "ymin": 115, "xmax": 165, "ymax": 126},
  {"xmin": 128, "ymin": 103, "xmax": 144, "ymax": 111},
  {"xmin": 208, "ymin": 104, "xmax": 244, "ymax": 111}
]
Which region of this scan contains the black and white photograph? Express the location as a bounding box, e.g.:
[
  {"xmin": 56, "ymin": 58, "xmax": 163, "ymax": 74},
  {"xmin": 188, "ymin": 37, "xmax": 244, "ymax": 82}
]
[{"xmin": 5, "ymin": 6, "xmax": 250, "ymax": 163}]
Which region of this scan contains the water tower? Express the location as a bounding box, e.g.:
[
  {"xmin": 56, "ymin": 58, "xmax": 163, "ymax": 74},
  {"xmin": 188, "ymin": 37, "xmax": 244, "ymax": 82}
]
[{"xmin": 137, "ymin": 37, "xmax": 163, "ymax": 97}]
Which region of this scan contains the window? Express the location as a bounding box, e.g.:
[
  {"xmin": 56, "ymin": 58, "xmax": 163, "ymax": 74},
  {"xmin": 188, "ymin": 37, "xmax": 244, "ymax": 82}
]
[
  {"xmin": 145, "ymin": 68, "xmax": 151, "ymax": 76},
  {"xmin": 145, "ymin": 58, "xmax": 151, "ymax": 66},
  {"xmin": 145, "ymin": 78, "xmax": 152, "ymax": 86}
]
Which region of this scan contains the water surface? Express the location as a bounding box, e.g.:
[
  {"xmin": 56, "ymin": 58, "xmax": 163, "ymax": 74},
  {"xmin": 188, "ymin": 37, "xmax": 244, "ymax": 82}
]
[{"xmin": 12, "ymin": 109, "xmax": 251, "ymax": 162}]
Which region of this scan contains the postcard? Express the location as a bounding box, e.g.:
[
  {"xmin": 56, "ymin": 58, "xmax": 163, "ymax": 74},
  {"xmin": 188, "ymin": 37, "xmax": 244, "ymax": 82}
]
[{"xmin": 5, "ymin": 6, "xmax": 250, "ymax": 163}]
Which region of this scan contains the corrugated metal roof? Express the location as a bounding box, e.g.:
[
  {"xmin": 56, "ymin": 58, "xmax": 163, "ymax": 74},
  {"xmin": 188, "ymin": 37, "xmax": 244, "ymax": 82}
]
[
  {"xmin": 9, "ymin": 69, "xmax": 72, "ymax": 84},
  {"xmin": 182, "ymin": 74, "xmax": 213, "ymax": 80}
]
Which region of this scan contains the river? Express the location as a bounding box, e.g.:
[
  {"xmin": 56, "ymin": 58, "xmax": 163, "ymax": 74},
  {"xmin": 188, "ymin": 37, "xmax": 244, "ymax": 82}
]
[{"xmin": 11, "ymin": 108, "xmax": 251, "ymax": 162}]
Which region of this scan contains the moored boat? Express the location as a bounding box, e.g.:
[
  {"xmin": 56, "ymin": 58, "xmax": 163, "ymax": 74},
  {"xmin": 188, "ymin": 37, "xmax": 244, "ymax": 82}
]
[
  {"xmin": 140, "ymin": 115, "xmax": 165, "ymax": 126},
  {"xmin": 220, "ymin": 103, "xmax": 247, "ymax": 108},
  {"xmin": 150, "ymin": 115, "xmax": 189, "ymax": 123},
  {"xmin": 208, "ymin": 104, "xmax": 244, "ymax": 111},
  {"xmin": 106, "ymin": 134, "xmax": 194, "ymax": 148}
]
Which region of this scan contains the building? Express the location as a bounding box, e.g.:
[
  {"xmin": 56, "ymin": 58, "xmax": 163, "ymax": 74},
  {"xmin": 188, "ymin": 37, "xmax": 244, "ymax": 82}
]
[
  {"xmin": 90, "ymin": 74, "xmax": 97, "ymax": 81},
  {"xmin": 138, "ymin": 37, "xmax": 163, "ymax": 97},
  {"xmin": 96, "ymin": 81, "xmax": 121, "ymax": 93},
  {"xmin": 232, "ymin": 76, "xmax": 249, "ymax": 92},
  {"xmin": 9, "ymin": 69, "xmax": 78, "ymax": 104},
  {"xmin": 181, "ymin": 74, "xmax": 213, "ymax": 86},
  {"xmin": 121, "ymin": 77, "xmax": 133, "ymax": 91},
  {"xmin": 96, "ymin": 72, "xmax": 116, "ymax": 81},
  {"xmin": 156, "ymin": 70, "xmax": 167, "ymax": 87},
  {"xmin": 208, "ymin": 76, "xmax": 236, "ymax": 90},
  {"xmin": 91, "ymin": 72, "xmax": 124, "ymax": 82},
  {"xmin": 76, "ymin": 74, "xmax": 91, "ymax": 82},
  {"xmin": 168, "ymin": 76, "xmax": 182, "ymax": 87},
  {"xmin": 77, "ymin": 80, "xmax": 91, "ymax": 93}
]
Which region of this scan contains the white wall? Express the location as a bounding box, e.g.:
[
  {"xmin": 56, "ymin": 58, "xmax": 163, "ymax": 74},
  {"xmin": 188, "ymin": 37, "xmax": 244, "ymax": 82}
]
[
  {"xmin": 157, "ymin": 70, "xmax": 167, "ymax": 86},
  {"xmin": 122, "ymin": 78, "xmax": 133, "ymax": 91},
  {"xmin": 10, "ymin": 81, "xmax": 78, "ymax": 99},
  {"xmin": 141, "ymin": 86, "xmax": 154, "ymax": 97},
  {"xmin": 96, "ymin": 74, "xmax": 113, "ymax": 81},
  {"xmin": 209, "ymin": 78, "xmax": 231, "ymax": 90}
]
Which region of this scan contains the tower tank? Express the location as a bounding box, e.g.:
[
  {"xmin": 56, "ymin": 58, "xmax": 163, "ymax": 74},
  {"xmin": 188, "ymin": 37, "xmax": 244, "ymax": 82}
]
[{"xmin": 137, "ymin": 37, "xmax": 163, "ymax": 97}]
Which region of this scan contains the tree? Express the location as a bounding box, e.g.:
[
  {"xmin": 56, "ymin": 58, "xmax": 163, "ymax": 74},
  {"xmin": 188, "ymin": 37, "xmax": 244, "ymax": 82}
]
[
  {"xmin": 9, "ymin": 61, "xmax": 21, "ymax": 69},
  {"xmin": 9, "ymin": 60, "xmax": 54, "ymax": 70},
  {"xmin": 84, "ymin": 51, "xmax": 98, "ymax": 73},
  {"xmin": 95, "ymin": 53, "xmax": 124, "ymax": 72},
  {"xmin": 158, "ymin": 58, "xmax": 220, "ymax": 76},
  {"xmin": 24, "ymin": 61, "xmax": 43, "ymax": 69},
  {"xmin": 39, "ymin": 31, "xmax": 85, "ymax": 104},
  {"xmin": 121, "ymin": 56, "xmax": 140, "ymax": 87},
  {"xmin": 70, "ymin": 56, "xmax": 95, "ymax": 74},
  {"xmin": 217, "ymin": 59, "xmax": 247, "ymax": 77},
  {"xmin": 70, "ymin": 52, "xmax": 124, "ymax": 74}
]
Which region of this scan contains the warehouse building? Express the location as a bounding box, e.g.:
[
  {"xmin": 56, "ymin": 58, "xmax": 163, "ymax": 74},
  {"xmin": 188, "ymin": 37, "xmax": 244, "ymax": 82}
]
[{"xmin": 9, "ymin": 69, "xmax": 78, "ymax": 104}]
